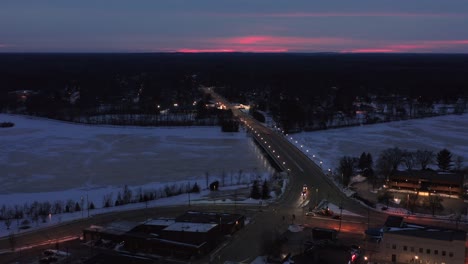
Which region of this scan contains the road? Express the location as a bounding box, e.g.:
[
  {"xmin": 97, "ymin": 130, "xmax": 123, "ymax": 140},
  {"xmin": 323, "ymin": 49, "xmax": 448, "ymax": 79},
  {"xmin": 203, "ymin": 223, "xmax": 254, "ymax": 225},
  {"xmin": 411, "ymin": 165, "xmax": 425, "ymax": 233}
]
[
  {"xmin": 2, "ymin": 88, "xmax": 466, "ymax": 263},
  {"xmin": 205, "ymin": 87, "xmax": 468, "ymax": 263},
  {"xmin": 203, "ymin": 88, "xmax": 384, "ymax": 263}
]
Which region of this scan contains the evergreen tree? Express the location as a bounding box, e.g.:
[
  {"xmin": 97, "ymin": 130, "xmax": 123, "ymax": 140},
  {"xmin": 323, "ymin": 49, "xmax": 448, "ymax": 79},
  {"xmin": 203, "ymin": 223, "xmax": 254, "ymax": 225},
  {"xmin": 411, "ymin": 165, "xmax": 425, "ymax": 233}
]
[
  {"xmin": 250, "ymin": 180, "xmax": 261, "ymax": 199},
  {"xmin": 74, "ymin": 202, "xmax": 81, "ymax": 211},
  {"xmin": 261, "ymin": 180, "xmax": 270, "ymax": 199},
  {"xmin": 437, "ymin": 148, "xmax": 453, "ymax": 171},
  {"xmin": 191, "ymin": 182, "xmax": 200, "ymax": 193},
  {"xmin": 358, "ymin": 152, "xmax": 374, "ymax": 177},
  {"xmin": 358, "ymin": 152, "xmax": 368, "ymax": 171},
  {"xmin": 366, "ymin": 153, "xmax": 373, "ymax": 169},
  {"xmin": 338, "ymin": 156, "xmax": 355, "ymax": 186}
]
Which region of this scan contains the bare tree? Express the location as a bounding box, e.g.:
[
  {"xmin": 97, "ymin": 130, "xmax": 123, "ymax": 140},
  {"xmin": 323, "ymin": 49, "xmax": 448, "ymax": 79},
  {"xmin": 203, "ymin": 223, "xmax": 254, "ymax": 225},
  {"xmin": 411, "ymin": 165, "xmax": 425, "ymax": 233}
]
[
  {"xmin": 123, "ymin": 185, "xmax": 132, "ymax": 204},
  {"xmin": 5, "ymin": 218, "xmax": 12, "ymax": 230},
  {"xmin": 66, "ymin": 199, "xmax": 75, "ymax": 213},
  {"xmin": 52, "ymin": 200, "xmax": 64, "ymax": 214},
  {"xmin": 403, "ymin": 193, "xmax": 419, "ymax": 213},
  {"xmin": 376, "ymin": 152, "xmax": 393, "ymax": 180},
  {"xmin": 103, "ymin": 193, "xmax": 113, "ymax": 208},
  {"xmin": 415, "ymin": 150, "xmax": 435, "ymax": 170},
  {"xmin": 402, "ymin": 150, "xmax": 415, "ymax": 171},
  {"xmin": 385, "ymin": 147, "xmax": 404, "ymax": 171},
  {"xmin": 454, "ymin": 156, "xmax": 464, "ymax": 171},
  {"xmin": 424, "ymin": 194, "xmax": 443, "ymax": 216}
]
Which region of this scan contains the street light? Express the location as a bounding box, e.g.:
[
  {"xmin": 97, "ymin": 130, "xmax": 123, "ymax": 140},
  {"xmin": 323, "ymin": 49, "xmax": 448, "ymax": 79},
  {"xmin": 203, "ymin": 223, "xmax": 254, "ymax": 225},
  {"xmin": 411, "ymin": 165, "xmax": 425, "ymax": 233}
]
[{"xmin": 315, "ymin": 188, "xmax": 319, "ymax": 206}]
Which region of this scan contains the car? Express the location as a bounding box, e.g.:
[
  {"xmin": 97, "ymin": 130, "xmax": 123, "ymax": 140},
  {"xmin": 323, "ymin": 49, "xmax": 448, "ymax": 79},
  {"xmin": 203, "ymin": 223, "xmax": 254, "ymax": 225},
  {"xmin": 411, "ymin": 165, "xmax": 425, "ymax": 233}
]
[
  {"xmin": 43, "ymin": 249, "xmax": 56, "ymax": 256},
  {"xmin": 301, "ymin": 184, "xmax": 308, "ymax": 198},
  {"xmin": 332, "ymin": 215, "xmax": 342, "ymax": 220},
  {"xmin": 305, "ymin": 212, "xmax": 316, "ymax": 216}
]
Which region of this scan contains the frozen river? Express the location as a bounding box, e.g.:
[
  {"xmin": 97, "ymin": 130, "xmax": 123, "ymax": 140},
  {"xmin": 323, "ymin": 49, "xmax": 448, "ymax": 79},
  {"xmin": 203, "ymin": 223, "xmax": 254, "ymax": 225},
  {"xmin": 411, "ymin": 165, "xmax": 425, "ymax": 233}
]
[{"xmin": 0, "ymin": 114, "xmax": 274, "ymax": 194}]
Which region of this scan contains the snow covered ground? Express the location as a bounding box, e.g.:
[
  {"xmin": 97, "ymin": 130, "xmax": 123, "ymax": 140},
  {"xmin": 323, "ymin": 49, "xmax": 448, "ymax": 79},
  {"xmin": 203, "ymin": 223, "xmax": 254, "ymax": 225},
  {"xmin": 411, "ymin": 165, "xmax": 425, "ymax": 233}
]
[
  {"xmin": 1, "ymin": 113, "xmax": 467, "ymax": 240},
  {"xmin": 1, "ymin": 114, "xmax": 274, "ymax": 194},
  {"xmin": 0, "ymin": 114, "xmax": 275, "ymax": 238},
  {"xmin": 286, "ymin": 113, "xmax": 468, "ymax": 174}
]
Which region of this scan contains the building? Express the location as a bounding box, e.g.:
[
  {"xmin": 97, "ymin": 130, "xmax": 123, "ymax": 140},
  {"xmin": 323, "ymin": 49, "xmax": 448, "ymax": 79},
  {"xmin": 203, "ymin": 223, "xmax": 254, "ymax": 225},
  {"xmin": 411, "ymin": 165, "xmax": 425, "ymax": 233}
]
[
  {"xmin": 387, "ymin": 170, "xmax": 464, "ymax": 196},
  {"xmin": 373, "ymin": 217, "xmax": 466, "ymax": 264},
  {"xmin": 83, "ymin": 211, "xmax": 245, "ymax": 260}
]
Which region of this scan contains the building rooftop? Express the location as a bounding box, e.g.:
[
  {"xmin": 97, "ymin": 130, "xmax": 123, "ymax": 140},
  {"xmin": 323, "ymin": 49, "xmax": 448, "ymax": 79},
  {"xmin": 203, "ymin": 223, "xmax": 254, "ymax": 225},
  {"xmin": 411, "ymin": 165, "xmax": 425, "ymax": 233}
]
[
  {"xmin": 163, "ymin": 222, "xmax": 218, "ymax": 233},
  {"xmin": 385, "ymin": 223, "xmax": 466, "ymax": 242},
  {"xmin": 143, "ymin": 218, "xmax": 176, "ymax": 227},
  {"xmin": 84, "ymin": 221, "xmax": 141, "ymax": 236},
  {"xmin": 390, "ymin": 170, "xmax": 463, "ymax": 185},
  {"xmin": 176, "ymin": 210, "xmax": 244, "ymax": 225}
]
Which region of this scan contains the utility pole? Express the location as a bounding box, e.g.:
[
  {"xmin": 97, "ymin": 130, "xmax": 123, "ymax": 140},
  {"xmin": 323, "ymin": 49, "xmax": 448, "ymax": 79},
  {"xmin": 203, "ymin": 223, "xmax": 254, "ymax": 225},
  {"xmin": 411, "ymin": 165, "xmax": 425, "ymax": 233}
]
[
  {"xmin": 86, "ymin": 193, "xmax": 89, "ymax": 218},
  {"xmin": 339, "ymin": 201, "xmax": 343, "ymax": 232}
]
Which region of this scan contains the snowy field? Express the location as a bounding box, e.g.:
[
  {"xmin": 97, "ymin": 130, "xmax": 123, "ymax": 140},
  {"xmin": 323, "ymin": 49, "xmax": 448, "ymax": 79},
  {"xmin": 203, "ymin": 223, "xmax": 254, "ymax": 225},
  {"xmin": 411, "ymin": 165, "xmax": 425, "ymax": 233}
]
[{"xmin": 287, "ymin": 114, "xmax": 468, "ymax": 173}]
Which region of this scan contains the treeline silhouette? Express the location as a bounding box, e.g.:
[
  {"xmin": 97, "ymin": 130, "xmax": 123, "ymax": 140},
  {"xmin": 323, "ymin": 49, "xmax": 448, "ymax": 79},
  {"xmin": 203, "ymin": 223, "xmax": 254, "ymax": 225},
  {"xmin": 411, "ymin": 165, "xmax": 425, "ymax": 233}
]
[{"xmin": 1, "ymin": 53, "xmax": 467, "ymax": 129}]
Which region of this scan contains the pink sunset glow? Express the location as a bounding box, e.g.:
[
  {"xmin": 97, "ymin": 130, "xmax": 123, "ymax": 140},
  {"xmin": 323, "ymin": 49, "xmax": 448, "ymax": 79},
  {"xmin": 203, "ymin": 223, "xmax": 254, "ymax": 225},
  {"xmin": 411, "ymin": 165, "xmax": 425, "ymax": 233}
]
[
  {"xmin": 2, "ymin": 1, "xmax": 468, "ymax": 53},
  {"xmin": 174, "ymin": 35, "xmax": 355, "ymax": 53},
  {"xmin": 174, "ymin": 36, "xmax": 468, "ymax": 54},
  {"xmin": 208, "ymin": 11, "xmax": 465, "ymax": 18},
  {"xmin": 345, "ymin": 39, "xmax": 468, "ymax": 53}
]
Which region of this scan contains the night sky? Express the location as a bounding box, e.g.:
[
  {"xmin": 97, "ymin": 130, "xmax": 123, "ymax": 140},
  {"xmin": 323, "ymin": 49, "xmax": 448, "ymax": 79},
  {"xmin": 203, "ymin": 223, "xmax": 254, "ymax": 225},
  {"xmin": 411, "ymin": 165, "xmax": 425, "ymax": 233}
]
[{"xmin": 1, "ymin": 0, "xmax": 468, "ymax": 53}]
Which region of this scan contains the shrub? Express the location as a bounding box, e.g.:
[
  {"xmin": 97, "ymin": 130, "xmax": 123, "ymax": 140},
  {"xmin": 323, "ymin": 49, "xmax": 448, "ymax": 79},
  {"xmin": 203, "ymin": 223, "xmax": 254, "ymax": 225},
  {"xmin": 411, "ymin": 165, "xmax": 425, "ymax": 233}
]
[{"xmin": 0, "ymin": 122, "xmax": 14, "ymax": 128}]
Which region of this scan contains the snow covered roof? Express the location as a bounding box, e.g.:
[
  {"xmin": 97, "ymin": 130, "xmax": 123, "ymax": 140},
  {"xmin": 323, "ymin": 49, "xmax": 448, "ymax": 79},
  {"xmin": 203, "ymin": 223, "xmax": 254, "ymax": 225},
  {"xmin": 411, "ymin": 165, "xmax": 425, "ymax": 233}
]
[
  {"xmin": 163, "ymin": 222, "xmax": 218, "ymax": 233},
  {"xmin": 144, "ymin": 218, "xmax": 176, "ymax": 227},
  {"xmin": 84, "ymin": 221, "xmax": 140, "ymax": 236},
  {"xmin": 385, "ymin": 224, "xmax": 466, "ymax": 241}
]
